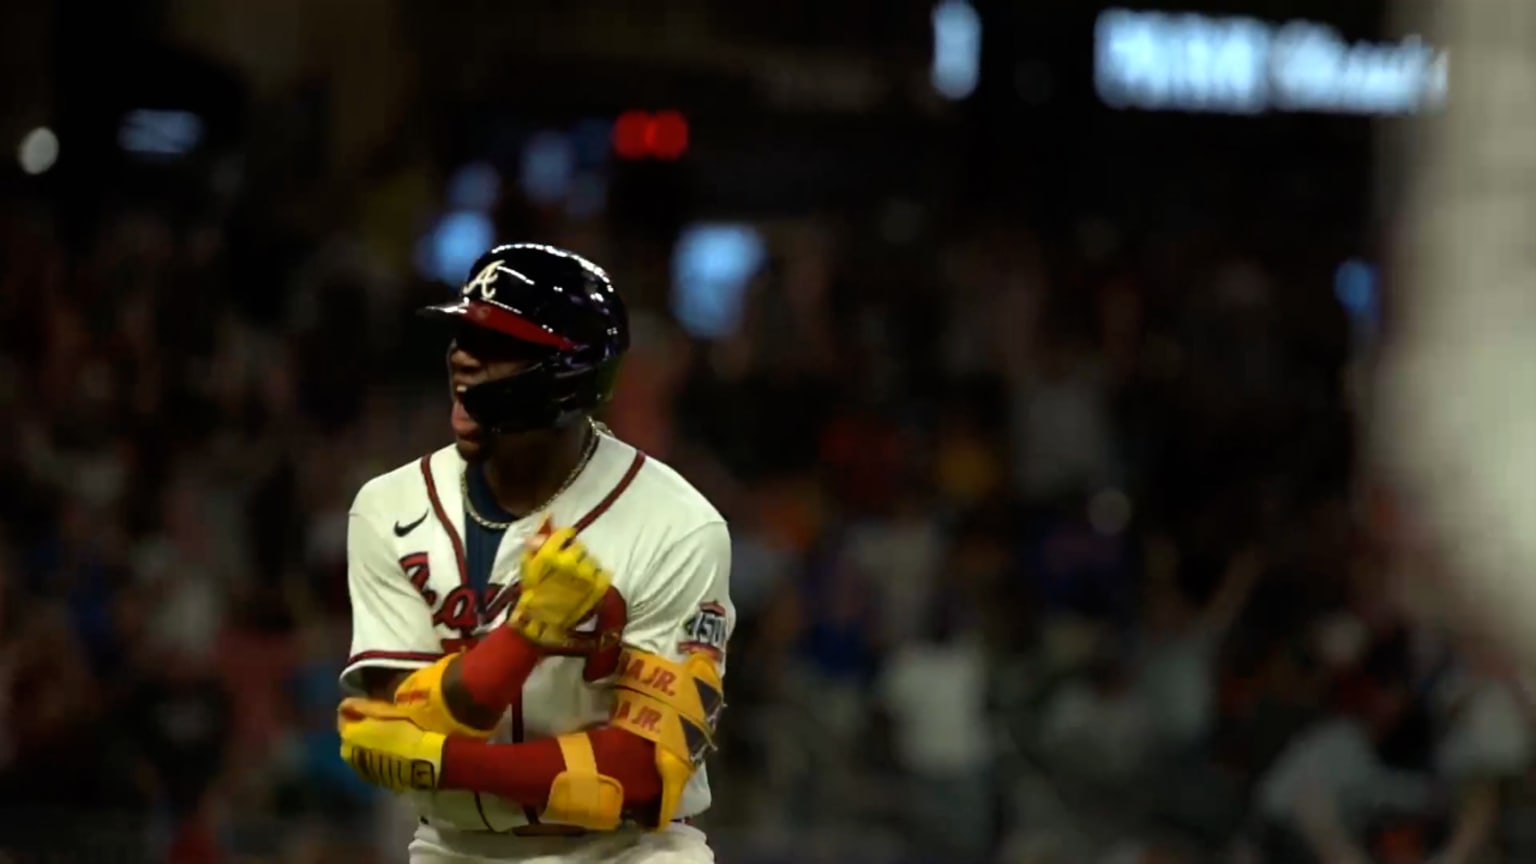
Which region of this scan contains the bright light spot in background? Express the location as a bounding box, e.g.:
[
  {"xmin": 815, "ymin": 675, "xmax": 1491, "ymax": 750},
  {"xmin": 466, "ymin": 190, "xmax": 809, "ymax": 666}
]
[
  {"xmin": 17, "ymin": 127, "xmax": 58, "ymax": 175},
  {"xmin": 648, "ymin": 111, "xmax": 690, "ymax": 160},
  {"xmin": 1094, "ymin": 8, "xmax": 1447, "ymax": 115},
  {"xmin": 613, "ymin": 111, "xmax": 690, "ymax": 160},
  {"xmin": 416, "ymin": 210, "xmax": 495, "ymax": 285},
  {"xmin": 1095, "ymin": 9, "xmax": 1270, "ymax": 114},
  {"xmin": 118, "ymin": 109, "xmax": 204, "ymax": 157},
  {"xmin": 520, "ymin": 132, "xmax": 575, "ymax": 206},
  {"xmin": 1335, "ymin": 258, "xmax": 1380, "ymax": 335},
  {"xmin": 931, "ymin": 0, "xmax": 982, "ymax": 100},
  {"xmin": 672, "ymin": 224, "xmax": 767, "ymax": 340},
  {"xmin": 448, "ymin": 161, "xmax": 501, "ymax": 211}
]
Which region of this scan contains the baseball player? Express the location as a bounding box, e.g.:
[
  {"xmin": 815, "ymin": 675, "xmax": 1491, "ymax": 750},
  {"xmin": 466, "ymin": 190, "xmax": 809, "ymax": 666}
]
[{"xmin": 336, "ymin": 244, "xmax": 733, "ymax": 864}]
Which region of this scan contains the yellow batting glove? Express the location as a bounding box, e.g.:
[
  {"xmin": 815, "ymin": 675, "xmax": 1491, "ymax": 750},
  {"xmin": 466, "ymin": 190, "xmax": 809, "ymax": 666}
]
[
  {"xmin": 337, "ymin": 697, "xmax": 446, "ymax": 793},
  {"xmin": 512, "ymin": 523, "xmax": 613, "ymax": 648}
]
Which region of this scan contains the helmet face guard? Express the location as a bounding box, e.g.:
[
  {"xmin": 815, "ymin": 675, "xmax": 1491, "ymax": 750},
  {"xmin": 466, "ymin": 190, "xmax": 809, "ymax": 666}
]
[
  {"xmin": 457, "ymin": 353, "xmax": 622, "ymax": 434},
  {"xmin": 420, "ymin": 244, "xmax": 629, "ymax": 434}
]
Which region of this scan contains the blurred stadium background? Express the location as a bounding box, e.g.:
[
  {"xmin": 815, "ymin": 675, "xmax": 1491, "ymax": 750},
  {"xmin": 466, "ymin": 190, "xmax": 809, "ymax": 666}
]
[{"xmin": 3, "ymin": 1, "xmax": 1530, "ymax": 862}]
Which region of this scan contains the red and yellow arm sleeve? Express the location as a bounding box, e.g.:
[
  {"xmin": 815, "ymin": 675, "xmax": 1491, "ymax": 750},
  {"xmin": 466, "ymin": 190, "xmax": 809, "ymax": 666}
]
[
  {"xmin": 454, "ymin": 626, "xmax": 542, "ymax": 710},
  {"xmin": 438, "ymin": 648, "xmax": 725, "ymax": 831},
  {"xmin": 439, "ymin": 728, "xmax": 662, "ymax": 807},
  {"xmin": 388, "ymin": 626, "xmax": 542, "ymax": 736}
]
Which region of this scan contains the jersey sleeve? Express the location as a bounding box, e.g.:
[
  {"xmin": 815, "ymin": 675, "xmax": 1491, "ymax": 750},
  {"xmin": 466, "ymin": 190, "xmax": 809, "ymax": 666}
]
[
  {"xmin": 338, "ymin": 483, "xmax": 442, "ymax": 695},
  {"xmin": 622, "ymin": 521, "xmax": 735, "ymax": 667}
]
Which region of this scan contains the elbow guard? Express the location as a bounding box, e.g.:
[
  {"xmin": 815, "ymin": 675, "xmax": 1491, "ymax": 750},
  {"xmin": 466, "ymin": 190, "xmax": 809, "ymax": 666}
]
[
  {"xmin": 607, "ymin": 648, "xmax": 725, "ymax": 828},
  {"xmin": 544, "ymin": 734, "xmax": 627, "ymax": 831},
  {"xmin": 540, "ymin": 649, "xmax": 724, "ymax": 832},
  {"xmin": 391, "ymin": 655, "xmax": 497, "ymax": 738}
]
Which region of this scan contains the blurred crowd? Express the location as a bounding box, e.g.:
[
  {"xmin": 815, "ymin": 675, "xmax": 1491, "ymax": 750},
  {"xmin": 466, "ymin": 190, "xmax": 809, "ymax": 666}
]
[{"xmin": 2, "ymin": 142, "xmax": 1534, "ymax": 864}]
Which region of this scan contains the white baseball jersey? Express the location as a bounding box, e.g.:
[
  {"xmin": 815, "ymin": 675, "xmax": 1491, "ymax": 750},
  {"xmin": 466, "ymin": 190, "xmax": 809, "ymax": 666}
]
[{"xmin": 339, "ymin": 430, "xmax": 733, "ymax": 858}]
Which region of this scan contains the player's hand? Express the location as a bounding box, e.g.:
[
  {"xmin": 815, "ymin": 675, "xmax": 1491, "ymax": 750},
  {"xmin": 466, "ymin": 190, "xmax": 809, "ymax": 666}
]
[
  {"xmin": 337, "ymin": 697, "xmax": 446, "ymax": 793},
  {"xmin": 511, "ymin": 522, "xmax": 613, "ymax": 648}
]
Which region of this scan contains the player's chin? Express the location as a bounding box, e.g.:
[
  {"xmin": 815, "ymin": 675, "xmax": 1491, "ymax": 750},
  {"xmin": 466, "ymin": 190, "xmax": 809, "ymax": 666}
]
[{"xmin": 454, "ymin": 435, "xmax": 485, "ymax": 462}]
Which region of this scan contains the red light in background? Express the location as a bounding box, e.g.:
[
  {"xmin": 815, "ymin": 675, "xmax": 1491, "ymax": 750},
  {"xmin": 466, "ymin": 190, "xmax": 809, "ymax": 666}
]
[
  {"xmin": 649, "ymin": 111, "xmax": 688, "ymax": 160},
  {"xmin": 612, "ymin": 110, "xmax": 689, "ymax": 160},
  {"xmin": 613, "ymin": 111, "xmax": 651, "ymax": 160}
]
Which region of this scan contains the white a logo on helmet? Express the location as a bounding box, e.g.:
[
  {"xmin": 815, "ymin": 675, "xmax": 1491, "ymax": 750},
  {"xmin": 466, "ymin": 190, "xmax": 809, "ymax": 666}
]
[{"xmin": 465, "ymin": 261, "xmax": 501, "ymax": 301}]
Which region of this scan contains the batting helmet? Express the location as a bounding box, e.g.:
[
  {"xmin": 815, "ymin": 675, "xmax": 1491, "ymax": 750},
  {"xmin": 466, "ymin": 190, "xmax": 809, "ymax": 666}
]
[{"xmin": 419, "ymin": 243, "xmax": 629, "ymax": 433}]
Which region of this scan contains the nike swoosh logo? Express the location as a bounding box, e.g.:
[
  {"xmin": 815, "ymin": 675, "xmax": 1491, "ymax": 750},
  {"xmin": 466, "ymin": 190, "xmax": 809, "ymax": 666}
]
[{"xmin": 394, "ymin": 512, "xmax": 429, "ymax": 537}]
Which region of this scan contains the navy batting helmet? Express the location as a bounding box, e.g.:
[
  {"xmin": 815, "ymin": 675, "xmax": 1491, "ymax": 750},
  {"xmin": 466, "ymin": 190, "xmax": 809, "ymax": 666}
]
[{"xmin": 419, "ymin": 243, "xmax": 629, "ymax": 433}]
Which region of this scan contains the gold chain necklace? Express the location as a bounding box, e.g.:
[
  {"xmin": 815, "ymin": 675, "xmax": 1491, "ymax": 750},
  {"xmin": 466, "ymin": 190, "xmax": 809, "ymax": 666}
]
[{"xmin": 461, "ymin": 418, "xmax": 604, "ymax": 531}]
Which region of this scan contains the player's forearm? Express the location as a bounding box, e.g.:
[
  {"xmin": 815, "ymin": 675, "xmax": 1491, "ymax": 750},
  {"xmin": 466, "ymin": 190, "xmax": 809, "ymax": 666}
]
[
  {"xmin": 438, "ymin": 728, "xmax": 662, "ymax": 808},
  {"xmin": 441, "ymin": 627, "xmax": 543, "ymax": 730}
]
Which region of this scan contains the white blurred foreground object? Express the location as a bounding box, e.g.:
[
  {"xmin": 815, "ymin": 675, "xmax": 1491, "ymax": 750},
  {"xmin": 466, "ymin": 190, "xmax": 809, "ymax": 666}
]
[
  {"xmin": 16, "ymin": 127, "xmax": 57, "ymax": 175},
  {"xmin": 1379, "ymin": 0, "xmax": 1536, "ymax": 661}
]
